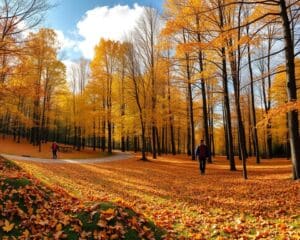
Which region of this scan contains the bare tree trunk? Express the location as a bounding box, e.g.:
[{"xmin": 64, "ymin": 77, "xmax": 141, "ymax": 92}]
[
  {"xmin": 93, "ymin": 118, "xmax": 96, "ymax": 151},
  {"xmin": 107, "ymin": 119, "xmax": 112, "ymax": 153},
  {"xmin": 107, "ymin": 74, "xmax": 113, "ymax": 154},
  {"xmin": 247, "ymin": 95, "xmax": 253, "ymax": 157},
  {"xmin": 156, "ymin": 127, "xmax": 161, "ymax": 156},
  {"xmin": 222, "ymin": 50, "xmax": 236, "ymax": 171},
  {"xmin": 196, "ymin": 14, "xmax": 211, "ymax": 163},
  {"xmin": 126, "ymin": 43, "xmax": 147, "ymax": 160},
  {"xmin": 223, "ymin": 102, "xmax": 229, "ymax": 159},
  {"xmin": 226, "ymin": 2, "xmax": 247, "ymax": 178},
  {"xmin": 209, "ymin": 103, "xmax": 215, "ymax": 157},
  {"xmin": 166, "ymin": 59, "xmax": 174, "ymax": 153},
  {"xmin": 228, "ymin": 40, "xmax": 247, "ymax": 178},
  {"xmin": 177, "ymin": 127, "xmax": 181, "ymax": 154},
  {"xmin": 161, "ymin": 126, "xmax": 165, "ymax": 154},
  {"xmin": 279, "ymin": 0, "xmax": 300, "ymax": 179},
  {"xmin": 101, "ymin": 119, "xmax": 106, "ymax": 152},
  {"xmin": 266, "ymin": 27, "xmax": 273, "ymax": 158},
  {"xmin": 121, "ymin": 61, "xmax": 126, "ymax": 152},
  {"xmin": 247, "ymin": 36, "xmax": 260, "ymax": 164},
  {"xmin": 183, "ymin": 30, "xmax": 195, "ymax": 160},
  {"xmin": 218, "ymin": 2, "xmax": 236, "ymax": 170},
  {"xmin": 77, "ymin": 127, "xmax": 81, "ymax": 151}
]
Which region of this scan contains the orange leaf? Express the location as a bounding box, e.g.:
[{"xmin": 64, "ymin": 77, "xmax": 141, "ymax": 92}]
[
  {"xmin": 131, "ymin": 216, "xmax": 138, "ymax": 225},
  {"xmin": 2, "ymin": 220, "xmax": 14, "ymax": 232},
  {"xmin": 101, "ymin": 208, "xmax": 115, "ymax": 215},
  {"xmin": 23, "ymin": 229, "xmax": 30, "ymax": 238},
  {"xmin": 97, "ymin": 219, "xmax": 107, "ymax": 228},
  {"xmin": 110, "ymin": 233, "xmax": 119, "ymax": 240},
  {"xmin": 56, "ymin": 223, "xmax": 62, "ymax": 231}
]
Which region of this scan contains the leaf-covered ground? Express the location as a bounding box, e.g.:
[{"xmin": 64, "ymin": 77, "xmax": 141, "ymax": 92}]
[
  {"xmin": 13, "ymin": 155, "xmax": 300, "ymax": 239},
  {"xmin": 0, "ymin": 157, "xmax": 165, "ymax": 239},
  {"xmin": 0, "ymin": 137, "xmax": 110, "ymax": 159}
]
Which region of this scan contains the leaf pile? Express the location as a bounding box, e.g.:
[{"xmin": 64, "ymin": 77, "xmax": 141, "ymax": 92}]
[
  {"xmin": 16, "ymin": 155, "xmax": 300, "ymax": 239},
  {"xmin": 0, "ymin": 157, "xmax": 166, "ymax": 239}
]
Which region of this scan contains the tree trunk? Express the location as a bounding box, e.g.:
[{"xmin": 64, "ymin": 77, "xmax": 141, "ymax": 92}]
[
  {"xmin": 107, "ymin": 120, "xmax": 112, "ymax": 153},
  {"xmin": 77, "ymin": 127, "xmax": 81, "ymax": 151},
  {"xmin": 266, "ymin": 26, "xmax": 273, "ymax": 158},
  {"xmin": 279, "ymin": 0, "xmax": 300, "ymax": 179},
  {"xmin": 218, "ymin": 3, "xmax": 236, "ymax": 170},
  {"xmin": 196, "ymin": 15, "xmax": 211, "ymax": 163},
  {"xmin": 223, "ymin": 103, "xmax": 229, "ymax": 159},
  {"xmin": 93, "ymin": 118, "xmax": 96, "ymax": 151},
  {"xmin": 222, "ymin": 48, "xmax": 236, "ymax": 171},
  {"xmin": 121, "ymin": 59, "xmax": 126, "ymax": 152},
  {"xmin": 228, "ymin": 43, "xmax": 247, "ymax": 178},
  {"xmin": 247, "ymin": 96, "xmax": 253, "ymax": 157},
  {"xmin": 101, "ymin": 120, "xmax": 106, "ymax": 152},
  {"xmin": 177, "ymin": 127, "xmax": 181, "ymax": 154},
  {"xmin": 141, "ymin": 125, "xmax": 146, "ymax": 160},
  {"xmin": 183, "ymin": 30, "xmax": 195, "ymax": 160},
  {"xmin": 167, "ymin": 58, "xmax": 176, "ymax": 155},
  {"xmin": 156, "ymin": 127, "xmax": 161, "ymax": 156},
  {"xmin": 161, "ymin": 126, "xmax": 165, "ymax": 154},
  {"xmin": 247, "ymin": 38, "xmax": 260, "ymax": 164}
]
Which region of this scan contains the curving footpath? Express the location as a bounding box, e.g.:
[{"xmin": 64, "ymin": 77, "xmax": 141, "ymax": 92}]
[{"xmin": 0, "ymin": 151, "xmax": 133, "ymax": 164}]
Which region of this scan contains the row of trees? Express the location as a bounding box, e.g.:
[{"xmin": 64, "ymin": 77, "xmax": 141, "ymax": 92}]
[
  {"xmin": 0, "ymin": 1, "xmax": 67, "ymax": 151},
  {"xmin": 160, "ymin": 0, "xmax": 300, "ymax": 179},
  {"xmin": 0, "ymin": 0, "xmax": 299, "ymax": 179}
]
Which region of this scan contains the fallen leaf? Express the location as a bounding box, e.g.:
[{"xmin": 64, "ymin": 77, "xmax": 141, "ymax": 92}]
[{"xmin": 2, "ymin": 220, "xmax": 14, "ymax": 232}]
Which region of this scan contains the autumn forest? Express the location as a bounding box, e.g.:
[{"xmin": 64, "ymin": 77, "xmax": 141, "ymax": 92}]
[{"xmin": 0, "ymin": 0, "xmax": 299, "ymax": 239}]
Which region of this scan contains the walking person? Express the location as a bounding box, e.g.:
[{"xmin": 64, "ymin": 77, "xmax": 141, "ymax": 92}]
[
  {"xmin": 51, "ymin": 142, "xmax": 59, "ymax": 159},
  {"xmin": 195, "ymin": 140, "xmax": 209, "ymax": 175}
]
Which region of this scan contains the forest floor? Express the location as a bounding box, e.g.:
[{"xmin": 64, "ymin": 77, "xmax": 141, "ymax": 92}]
[
  {"xmin": 0, "ymin": 157, "xmax": 165, "ymax": 239},
  {"xmin": 0, "ymin": 136, "xmax": 110, "ymax": 159},
  {"xmin": 7, "ymin": 150, "xmax": 300, "ymax": 239}
]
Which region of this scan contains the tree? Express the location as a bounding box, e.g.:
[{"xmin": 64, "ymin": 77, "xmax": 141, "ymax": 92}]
[
  {"xmin": 0, "ymin": 0, "xmax": 51, "ymax": 50},
  {"xmin": 245, "ymin": 12, "xmax": 260, "ymax": 164},
  {"xmin": 279, "ymin": 0, "xmax": 300, "ymax": 179},
  {"xmin": 135, "ymin": 7, "xmax": 161, "ymax": 159},
  {"xmin": 0, "ymin": 28, "xmax": 66, "ymax": 150},
  {"xmin": 216, "ymin": 0, "xmax": 236, "ymax": 171},
  {"xmin": 24, "ymin": 29, "xmax": 64, "ymax": 150},
  {"xmin": 91, "ymin": 39, "xmax": 120, "ymax": 154},
  {"xmin": 124, "ymin": 41, "xmax": 147, "ymax": 160}
]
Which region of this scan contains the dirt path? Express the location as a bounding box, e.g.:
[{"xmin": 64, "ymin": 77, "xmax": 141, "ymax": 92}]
[{"xmin": 0, "ymin": 151, "xmax": 133, "ymax": 164}]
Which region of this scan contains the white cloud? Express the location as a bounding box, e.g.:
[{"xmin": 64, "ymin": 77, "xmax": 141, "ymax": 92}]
[
  {"xmin": 76, "ymin": 4, "xmax": 144, "ymax": 59},
  {"xmin": 54, "ymin": 29, "xmax": 77, "ymax": 50},
  {"xmin": 59, "ymin": 4, "xmax": 145, "ymax": 81}
]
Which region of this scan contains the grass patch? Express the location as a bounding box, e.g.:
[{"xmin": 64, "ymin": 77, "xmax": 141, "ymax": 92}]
[
  {"xmin": 124, "ymin": 207, "xmax": 137, "ymax": 217},
  {"xmin": 124, "ymin": 229, "xmax": 139, "ymax": 239},
  {"xmin": 3, "ymin": 178, "xmax": 31, "ymax": 189},
  {"xmin": 98, "ymin": 201, "xmax": 115, "ymax": 210},
  {"xmin": 76, "ymin": 211, "xmax": 100, "ymax": 232},
  {"xmin": 145, "ymin": 220, "xmax": 166, "ymax": 240}
]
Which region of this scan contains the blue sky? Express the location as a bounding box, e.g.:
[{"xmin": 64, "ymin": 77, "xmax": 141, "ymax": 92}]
[
  {"xmin": 43, "ymin": 0, "xmax": 163, "ymax": 62},
  {"xmin": 46, "ymin": 0, "xmax": 163, "ymax": 32}
]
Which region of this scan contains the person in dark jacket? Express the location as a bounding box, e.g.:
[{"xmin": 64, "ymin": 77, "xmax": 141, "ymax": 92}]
[
  {"xmin": 51, "ymin": 142, "xmax": 59, "ymax": 159},
  {"xmin": 195, "ymin": 140, "xmax": 209, "ymax": 174}
]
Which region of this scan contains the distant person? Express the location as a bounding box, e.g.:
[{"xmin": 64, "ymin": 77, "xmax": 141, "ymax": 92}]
[
  {"xmin": 195, "ymin": 140, "xmax": 209, "ymax": 175},
  {"xmin": 51, "ymin": 142, "xmax": 59, "ymax": 159}
]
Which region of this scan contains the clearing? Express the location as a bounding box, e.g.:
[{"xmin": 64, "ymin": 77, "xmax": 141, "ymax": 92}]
[
  {"xmin": 0, "ymin": 137, "xmax": 110, "ymax": 159},
  {"xmin": 9, "ymin": 153, "xmax": 300, "ymax": 239}
]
